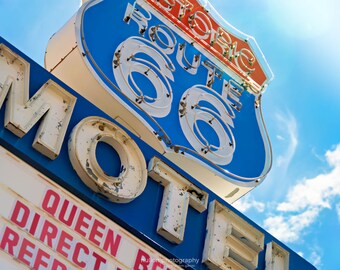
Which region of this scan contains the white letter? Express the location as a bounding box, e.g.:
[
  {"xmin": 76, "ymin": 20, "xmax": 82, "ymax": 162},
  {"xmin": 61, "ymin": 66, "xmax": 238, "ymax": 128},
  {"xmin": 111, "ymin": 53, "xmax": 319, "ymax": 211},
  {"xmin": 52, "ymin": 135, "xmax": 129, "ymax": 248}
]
[
  {"xmin": 68, "ymin": 117, "xmax": 147, "ymax": 203},
  {"xmin": 235, "ymin": 48, "xmax": 256, "ymax": 75},
  {"xmin": 179, "ymin": 85, "xmax": 235, "ymax": 166},
  {"xmin": 113, "ymin": 37, "xmax": 174, "ymax": 117},
  {"xmin": 124, "ymin": 2, "xmax": 152, "ymax": 35},
  {"xmin": 0, "ymin": 44, "xmax": 76, "ymax": 159},
  {"xmin": 265, "ymin": 242, "xmax": 289, "ymax": 270},
  {"xmin": 176, "ymin": 42, "xmax": 201, "ymax": 75},
  {"xmin": 188, "ymin": 11, "xmax": 212, "ymax": 40},
  {"xmin": 148, "ymin": 157, "xmax": 208, "ymax": 243},
  {"xmin": 203, "ymin": 200, "xmax": 264, "ymax": 270}
]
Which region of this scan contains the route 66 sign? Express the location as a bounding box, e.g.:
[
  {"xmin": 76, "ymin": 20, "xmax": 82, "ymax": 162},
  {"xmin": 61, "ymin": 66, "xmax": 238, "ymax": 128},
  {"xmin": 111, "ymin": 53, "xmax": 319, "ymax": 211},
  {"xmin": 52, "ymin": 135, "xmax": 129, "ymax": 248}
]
[{"xmin": 45, "ymin": 0, "xmax": 273, "ymax": 202}]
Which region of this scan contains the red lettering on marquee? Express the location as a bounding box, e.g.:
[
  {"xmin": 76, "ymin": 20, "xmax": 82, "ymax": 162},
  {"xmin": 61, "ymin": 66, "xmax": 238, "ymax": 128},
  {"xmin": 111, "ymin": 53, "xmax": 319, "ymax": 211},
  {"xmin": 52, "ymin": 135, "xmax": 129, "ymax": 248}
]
[
  {"xmin": 2, "ymin": 190, "xmax": 152, "ymax": 269},
  {"xmin": 10, "ymin": 200, "xmax": 30, "ymax": 228},
  {"xmin": 56, "ymin": 230, "xmax": 73, "ymax": 258},
  {"xmin": 89, "ymin": 218, "xmax": 106, "ymax": 246},
  {"xmin": 92, "ymin": 251, "xmax": 107, "ymax": 269},
  {"xmin": 29, "ymin": 212, "xmax": 41, "ymax": 235},
  {"xmin": 152, "ymin": 261, "xmax": 165, "ymax": 270},
  {"xmin": 0, "ymin": 226, "xmax": 19, "ymax": 255},
  {"xmin": 17, "ymin": 238, "xmax": 35, "ymax": 266},
  {"xmin": 73, "ymin": 242, "xmax": 89, "ymax": 268},
  {"xmin": 103, "ymin": 228, "xmax": 122, "ymax": 257},
  {"xmin": 40, "ymin": 189, "xmax": 123, "ymax": 258},
  {"xmin": 39, "ymin": 219, "xmax": 58, "ymax": 248},
  {"xmin": 0, "ymin": 226, "xmax": 69, "ymax": 270},
  {"xmin": 4, "ymin": 196, "xmax": 125, "ymax": 268},
  {"xmin": 134, "ymin": 249, "xmax": 151, "ymax": 270},
  {"xmin": 59, "ymin": 199, "xmax": 77, "ymax": 226},
  {"xmin": 133, "ymin": 249, "xmax": 175, "ymax": 270},
  {"xmin": 52, "ymin": 259, "xmax": 68, "ymax": 270},
  {"xmin": 42, "ymin": 189, "xmax": 60, "ymax": 216},
  {"xmin": 33, "ymin": 248, "xmax": 51, "ymax": 269},
  {"xmin": 74, "ymin": 209, "xmax": 92, "ymax": 237}
]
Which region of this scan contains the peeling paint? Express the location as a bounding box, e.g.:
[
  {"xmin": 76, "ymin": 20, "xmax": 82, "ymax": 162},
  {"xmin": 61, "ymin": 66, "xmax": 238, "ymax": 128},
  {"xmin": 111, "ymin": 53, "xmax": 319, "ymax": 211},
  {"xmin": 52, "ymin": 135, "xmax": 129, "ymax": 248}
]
[
  {"xmin": 69, "ymin": 117, "xmax": 147, "ymax": 203},
  {"xmin": 148, "ymin": 156, "xmax": 208, "ymax": 244},
  {"xmin": 203, "ymin": 201, "xmax": 264, "ymax": 270}
]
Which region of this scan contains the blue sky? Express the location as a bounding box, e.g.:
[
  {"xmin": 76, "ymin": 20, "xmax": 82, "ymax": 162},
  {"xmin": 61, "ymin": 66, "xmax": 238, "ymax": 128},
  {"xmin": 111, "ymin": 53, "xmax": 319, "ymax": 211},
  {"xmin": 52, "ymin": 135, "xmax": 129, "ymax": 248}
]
[{"xmin": 1, "ymin": 0, "xmax": 339, "ymax": 269}]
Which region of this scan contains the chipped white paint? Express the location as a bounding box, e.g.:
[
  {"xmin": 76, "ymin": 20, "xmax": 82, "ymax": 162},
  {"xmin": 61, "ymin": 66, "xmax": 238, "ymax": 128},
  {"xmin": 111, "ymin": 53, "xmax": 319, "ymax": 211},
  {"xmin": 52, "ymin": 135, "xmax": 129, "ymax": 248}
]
[
  {"xmin": 148, "ymin": 157, "xmax": 208, "ymax": 244},
  {"xmin": 113, "ymin": 36, "xmax": 174, "ymax": 117},
  {"xmin": 0, "ymin": 44, "xmax": 76, "ymax": 159},
  {"xmin": 176, "ymin": 42, "xmax": 201, "ymax": 75},
  {"xmin": 265, "ymin": 242, "xmax": 290, "ymax": 270},
  {"xmin": 179, "ymin": 84, "xmax": 237, "ymax": 165},
  {"xmin": 203, "ymin": 200, "xmax": 264, "ymax": 270},
  {"xmin": 68, "ymin": 117, "xmax": 147, "ymax": 203},
  {"xmin": 124, "ymin": 2, "xmax": 152, "ymax": 36}
]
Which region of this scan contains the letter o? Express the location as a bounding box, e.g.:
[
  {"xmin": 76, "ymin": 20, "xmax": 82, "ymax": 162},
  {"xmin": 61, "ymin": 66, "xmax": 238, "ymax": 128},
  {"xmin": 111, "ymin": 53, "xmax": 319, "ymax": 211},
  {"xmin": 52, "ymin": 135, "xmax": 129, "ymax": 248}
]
[{"xmin": 68, "ymin": 117, "xmax": 147, "ymax": 203}]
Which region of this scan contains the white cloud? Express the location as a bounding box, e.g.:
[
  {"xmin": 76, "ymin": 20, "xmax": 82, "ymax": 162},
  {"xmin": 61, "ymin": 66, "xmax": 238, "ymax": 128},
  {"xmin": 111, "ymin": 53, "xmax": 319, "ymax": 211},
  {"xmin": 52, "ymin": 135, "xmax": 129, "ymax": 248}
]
[
  {"xmin": 310, "ymin": 251, "xmax": 321, "ymax": 268},
  {"xmin": 308, "ymin": 246, "xmax": 323, "ymax": 270},
  {"xmin": 297, "ymin": 251, "xmax": 304, "ymax": 257},
  {"xmin": 232, "ymin": 195, "xmax": 265, "ymax": 213},
  {"xmin": 275, "ymin": 112, "xmax": 298, "ymax": 169},
  {"xmin": 276, "ymin": 135, "xmax": 285, "ymax": 141},
  {"xmin": 263, "ymin": 144, "xmax": 340, "ymax": 243},
  {"xmin": 277, "ymin": 145, "xmax": 340, "ymax": 212},
  {"xmin": 263, "ymin": 215, "xmax": 297, "ymax": 242},
  {"xmin": 336, "ymin": 203, "xmax": 340, "ymax": 223},
  {"xmin": 261, "ymin": 111, "xmax": 298, "ymax": 198},
  {"xmin": 264, "ymin": 208, "xmax": 319, "ymax": 243},
  {"xmin": 325, "ymin": 145, "xmax": 340, "ymax": 167}
]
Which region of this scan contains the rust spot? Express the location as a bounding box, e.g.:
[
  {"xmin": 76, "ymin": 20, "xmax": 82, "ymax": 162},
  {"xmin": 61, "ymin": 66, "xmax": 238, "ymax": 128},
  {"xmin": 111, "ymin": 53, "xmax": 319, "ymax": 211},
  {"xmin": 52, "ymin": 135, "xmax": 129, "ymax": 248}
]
[
  {"xmin": 187, "ymin": 189, "xmax": 204, "ymax": 200},
  {"xmin": 56, "ymin": 121, "xmax": 63, "ymax": 130},
  {"xmin": 85, "ymin": 159, "xmax": 98, "ymax": 181}
]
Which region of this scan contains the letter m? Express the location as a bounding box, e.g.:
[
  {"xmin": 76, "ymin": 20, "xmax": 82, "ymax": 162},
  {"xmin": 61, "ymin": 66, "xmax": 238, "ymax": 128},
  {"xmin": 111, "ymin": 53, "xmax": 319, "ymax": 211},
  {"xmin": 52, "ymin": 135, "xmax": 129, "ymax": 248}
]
[{"xmin": 0, "ymin": 44, "xmax": 76, "ymax": 159}]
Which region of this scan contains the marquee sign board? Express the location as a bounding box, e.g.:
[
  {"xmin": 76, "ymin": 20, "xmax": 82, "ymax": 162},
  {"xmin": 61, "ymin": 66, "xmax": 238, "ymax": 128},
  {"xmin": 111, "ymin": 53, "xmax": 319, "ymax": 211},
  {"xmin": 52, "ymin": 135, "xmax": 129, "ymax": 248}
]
[
  {"xmin": 0, "ymin": 146, "xmax": 182, "ymax": 270},
  {"xmin": 0, "ymin": 37, "xmax": 315, "ymax": 269},
  {"xmin": 45, "ymin": 0, "xmax": 274, "ymax": 202}
]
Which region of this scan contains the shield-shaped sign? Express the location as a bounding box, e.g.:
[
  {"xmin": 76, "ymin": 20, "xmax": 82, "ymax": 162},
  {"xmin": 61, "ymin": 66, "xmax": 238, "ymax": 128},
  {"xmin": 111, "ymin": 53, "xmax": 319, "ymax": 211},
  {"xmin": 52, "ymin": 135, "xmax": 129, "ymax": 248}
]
[{"xmin": 45, "ymin": 0, "xmax": 274, "ymax": 202}]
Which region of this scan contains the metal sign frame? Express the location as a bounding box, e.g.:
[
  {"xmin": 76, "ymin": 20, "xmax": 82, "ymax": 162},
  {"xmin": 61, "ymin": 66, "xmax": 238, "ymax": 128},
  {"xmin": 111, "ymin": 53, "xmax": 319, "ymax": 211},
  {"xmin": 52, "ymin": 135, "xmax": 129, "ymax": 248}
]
[{"xmin": 45, "ymin": 0, "xmax": 273, "ymax": 202}]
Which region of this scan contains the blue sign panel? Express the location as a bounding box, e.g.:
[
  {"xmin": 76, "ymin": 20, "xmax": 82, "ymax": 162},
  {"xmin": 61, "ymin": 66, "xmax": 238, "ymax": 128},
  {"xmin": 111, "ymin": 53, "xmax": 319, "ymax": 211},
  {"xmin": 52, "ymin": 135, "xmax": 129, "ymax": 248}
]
[
  {"xmin": 54, "ymin": 0, "xmax": 273, "ymax": 198},
  {"xmin": 0, "ymin": 37, "xmax": 315, "ymax": 270}
]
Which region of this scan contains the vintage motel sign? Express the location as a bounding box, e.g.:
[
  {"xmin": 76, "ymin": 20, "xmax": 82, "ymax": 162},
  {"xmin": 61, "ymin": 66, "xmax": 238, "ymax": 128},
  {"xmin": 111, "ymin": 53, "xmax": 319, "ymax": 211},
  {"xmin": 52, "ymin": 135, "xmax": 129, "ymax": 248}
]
[
  {"xmin": 0, "ymin": 37, "xmax": 315, "ymax": 270},
  {"xmin": 45, "ymin": 0, "xmax": 274, "ymax": 202}
]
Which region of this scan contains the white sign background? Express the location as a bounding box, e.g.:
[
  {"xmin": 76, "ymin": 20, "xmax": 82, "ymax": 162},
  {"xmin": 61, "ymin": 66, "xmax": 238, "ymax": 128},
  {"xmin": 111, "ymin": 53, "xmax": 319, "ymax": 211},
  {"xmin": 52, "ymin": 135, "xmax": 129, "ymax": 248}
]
[{"xmin": 0, "ymin": 145, "xmax": 182, "ymax": 270}]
